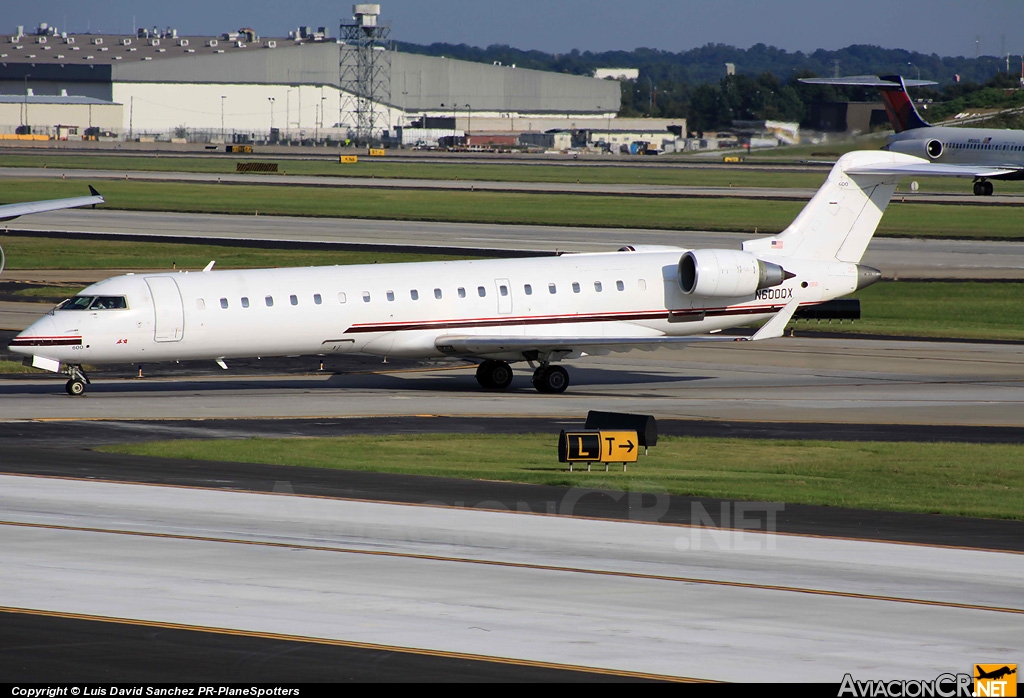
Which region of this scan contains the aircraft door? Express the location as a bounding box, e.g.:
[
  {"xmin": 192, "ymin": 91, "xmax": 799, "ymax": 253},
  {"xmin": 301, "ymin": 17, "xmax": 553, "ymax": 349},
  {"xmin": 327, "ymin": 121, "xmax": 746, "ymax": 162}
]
[
  {"xmin": 145, "ymin": 277, "xmax": 185, "ymax": 342},
  {"xmin": 495, "ymin": 278, "xmax": 512, "ymax": 315}
]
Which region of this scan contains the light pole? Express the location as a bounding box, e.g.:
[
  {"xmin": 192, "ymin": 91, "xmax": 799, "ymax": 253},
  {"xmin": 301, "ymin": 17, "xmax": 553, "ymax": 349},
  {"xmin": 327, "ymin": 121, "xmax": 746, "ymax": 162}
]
[
  {"xmin": 220, "ymin": 95, "xmax": 226, "ymax": 141},
  {"xmin": 268, "ymin": 97, "xmax": 275, "ymax": 140},
  {"xmin": 907, "ymin": 62, "xmax": 920, "ymax": 80},
  {"xmin": 22, "ymin": 74, "xmax": 30, "ymax": 131}
]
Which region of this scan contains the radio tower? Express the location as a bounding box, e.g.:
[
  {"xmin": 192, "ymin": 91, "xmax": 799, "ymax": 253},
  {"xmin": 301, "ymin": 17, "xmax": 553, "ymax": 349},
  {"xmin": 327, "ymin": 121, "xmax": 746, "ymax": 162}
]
[{"xmin": 339, "ymin": 4, "xmax": 391, "ymax": 144}]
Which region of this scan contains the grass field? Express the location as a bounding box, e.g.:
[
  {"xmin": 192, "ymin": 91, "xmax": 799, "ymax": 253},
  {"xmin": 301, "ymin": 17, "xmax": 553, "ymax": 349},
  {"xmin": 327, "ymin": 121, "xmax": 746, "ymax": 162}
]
[
  {"xmin": 0, "ymin": 235, "xmax": 474, "ymax": 270},
  {"xmin": 2, "ymin": 150, "xmax": 1021, "ymax": 195},
  {"xmin": 800, "ymin": 281, "xmax": 1024, "ymax": 341},
  {"xmin": 1, "ymin": 178, "xmax": 1021, "ymax": 239},
  {"xmin": 98, "ymin": 434, "xmax": 1024, "ymax": 520}
]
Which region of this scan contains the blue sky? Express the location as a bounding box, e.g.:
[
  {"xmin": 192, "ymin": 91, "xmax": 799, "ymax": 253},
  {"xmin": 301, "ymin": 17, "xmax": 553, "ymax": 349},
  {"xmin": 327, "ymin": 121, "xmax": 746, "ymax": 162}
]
[{"xmin": 8, "ymin": 1, "xmax": 1024, "ymax": 57}]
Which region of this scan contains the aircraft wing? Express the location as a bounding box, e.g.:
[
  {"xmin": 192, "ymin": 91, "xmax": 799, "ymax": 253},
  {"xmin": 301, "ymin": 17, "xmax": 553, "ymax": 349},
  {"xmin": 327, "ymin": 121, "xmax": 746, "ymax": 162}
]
[
  {"xmin": 436, "ymin": 300, "xmax": 801, "ymax": 357},
  {"xmin": 0, "ymin": 186, "xmax": 104, "ymax": 221},
  {"xmin": 799, "ymin": 75, "xmax": 937, "ymax": 88}
]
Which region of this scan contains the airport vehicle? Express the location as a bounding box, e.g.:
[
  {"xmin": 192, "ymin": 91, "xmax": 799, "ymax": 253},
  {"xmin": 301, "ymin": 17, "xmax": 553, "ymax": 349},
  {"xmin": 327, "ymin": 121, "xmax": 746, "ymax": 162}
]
[
  {"xmin": 800, "ymin": 75, "xmax": 1024, "ymax": 195},
  {"xmin": 0, "ymin": 186, "xmax": 105, "ymax": 275},
  {"xmin": 9, "ymin": 152, "xmax": 1004, "ymax": 395}
]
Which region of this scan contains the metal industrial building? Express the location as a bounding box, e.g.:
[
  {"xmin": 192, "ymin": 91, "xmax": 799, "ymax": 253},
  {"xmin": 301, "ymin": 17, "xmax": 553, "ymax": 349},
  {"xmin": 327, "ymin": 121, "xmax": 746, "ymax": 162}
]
[{"xmin": 0, "ymin": 17, "xmax": 620, "ymax": 142}]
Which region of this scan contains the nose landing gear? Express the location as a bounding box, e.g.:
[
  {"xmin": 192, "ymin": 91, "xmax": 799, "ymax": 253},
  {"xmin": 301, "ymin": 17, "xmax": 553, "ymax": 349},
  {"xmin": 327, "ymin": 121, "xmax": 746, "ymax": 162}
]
[{"xmin": 63, "ymin": 364, "xmax": 90, "ymax": 396}]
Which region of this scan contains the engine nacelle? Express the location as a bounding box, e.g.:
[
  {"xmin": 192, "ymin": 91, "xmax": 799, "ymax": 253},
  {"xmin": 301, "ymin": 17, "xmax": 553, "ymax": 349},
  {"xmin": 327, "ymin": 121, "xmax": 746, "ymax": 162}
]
[
  {"xmin": 887, "ymin": 138, "xmax": 943, "ymax": 160},
  {"xmin": 678, "ymin": 249, "xmax": 790, "ymax": 297}
]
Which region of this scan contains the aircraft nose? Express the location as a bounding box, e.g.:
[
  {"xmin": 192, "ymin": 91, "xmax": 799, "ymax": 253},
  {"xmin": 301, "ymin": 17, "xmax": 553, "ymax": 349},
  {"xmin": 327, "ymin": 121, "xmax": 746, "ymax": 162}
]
[{"xmin": 8, "ymin": 314, "xmax": 59, "ymax": 354}]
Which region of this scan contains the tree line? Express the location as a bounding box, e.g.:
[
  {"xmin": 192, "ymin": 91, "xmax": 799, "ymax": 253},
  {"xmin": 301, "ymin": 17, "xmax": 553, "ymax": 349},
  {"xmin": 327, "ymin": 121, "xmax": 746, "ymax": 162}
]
[{"xmin": 396, "ymin": 40, "xmax": 1024, "ymax": 131}]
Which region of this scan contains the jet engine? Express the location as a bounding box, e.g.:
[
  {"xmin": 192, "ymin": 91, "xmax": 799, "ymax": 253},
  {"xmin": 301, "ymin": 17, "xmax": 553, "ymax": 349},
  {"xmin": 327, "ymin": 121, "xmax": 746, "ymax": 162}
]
[
  {"xmin": 887, "ymin": 138, "xmax": 943, "ymax": 160},
  {"xmin": 678, "ymin": 249, "xmax": 791, "ymax": 297}
]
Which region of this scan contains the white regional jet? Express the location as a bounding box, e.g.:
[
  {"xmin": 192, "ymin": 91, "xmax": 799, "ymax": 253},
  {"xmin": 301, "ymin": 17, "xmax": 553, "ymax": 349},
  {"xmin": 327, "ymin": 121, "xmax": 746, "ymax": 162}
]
[{"xmin": 8, "ymin": 152, "xmax": 1003, "ymax": 395}]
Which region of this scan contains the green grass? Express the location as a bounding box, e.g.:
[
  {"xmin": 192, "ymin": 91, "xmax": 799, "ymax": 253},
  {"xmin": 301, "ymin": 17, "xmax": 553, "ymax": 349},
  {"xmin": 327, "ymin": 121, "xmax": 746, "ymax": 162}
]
[
  {"xmin": 800, "ymin": 281, "xmax": 1024, "ymax": 341},
  {"xmin": 1, "ymin": 178, "xmax": 1022, "ymax": 238},
  {"xmin": 3, "ymin": 150, "xmax": 1023, "ymax": 195},
  {"xmin": 0, "ymin": 235, "xmax": 473, "ymax": 270},
  {"xmin": 9, "ymin": 285, "xmax": 84, "ymax": 299},
  {"xmin": 0, "ymin": 359, "xmax": 45, "ymax": 374},
  {"xmin": 98, "ymin": 434, "xmax": 1024, "ymax": 519}
]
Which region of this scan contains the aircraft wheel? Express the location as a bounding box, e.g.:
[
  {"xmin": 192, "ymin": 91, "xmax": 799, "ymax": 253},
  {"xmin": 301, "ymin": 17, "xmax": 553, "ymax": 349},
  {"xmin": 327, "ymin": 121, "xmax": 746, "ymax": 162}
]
[
  {"xmin": 974, "ymin": 180, "xmax": 994, "ymax": 196},
  {"xmin": 984, "ymin": 181, "xmax": 994, "ymax": 196},
  {"xmin": 532, "ymin": 365, "xmax": 569, "ymax": 394},
  {"xmin": 65, "ymin": 378, "xmax": 86, "ymax": 396},
  {"xmin": 476, "ymin": 360, "xmax": 513, "ymax": 390}
]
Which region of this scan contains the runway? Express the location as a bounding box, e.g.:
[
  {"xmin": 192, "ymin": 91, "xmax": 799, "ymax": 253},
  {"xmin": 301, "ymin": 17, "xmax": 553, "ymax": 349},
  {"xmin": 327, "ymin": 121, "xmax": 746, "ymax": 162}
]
[
  {"xmin": 1, "ymin": 473, "xmax": 1020, "ymax": 682},
  {"xmin": 3, "ymin": 337, "xmax": 1024, "ymax": 426},
  {"xmin": 7, "ymin": 208, "xmax": 1024, "ymax": 279}
]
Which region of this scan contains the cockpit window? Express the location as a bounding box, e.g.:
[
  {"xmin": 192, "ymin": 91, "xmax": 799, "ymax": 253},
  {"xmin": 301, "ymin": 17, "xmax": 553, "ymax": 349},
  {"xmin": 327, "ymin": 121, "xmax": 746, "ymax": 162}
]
[
  {"xmin": 58, "ymin": 296, "xmax": 127, "ymax": 310},
  {"xmin": 59, "ymin": 296, "xmax": 97, "ymax": 310},
  {"xmin": 90, "ymin": 296, "xmax": 127, "ymax": 310}
]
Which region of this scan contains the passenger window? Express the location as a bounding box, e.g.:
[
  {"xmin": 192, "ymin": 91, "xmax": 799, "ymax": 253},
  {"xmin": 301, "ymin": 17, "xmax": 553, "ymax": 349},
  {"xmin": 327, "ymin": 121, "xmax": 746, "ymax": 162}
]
[
  {"xmin": 241, "ymin": 297, "xmax": 249, "ymax": 308},
  {"xmin": 594, "ymin": 281, "xmax": 602, "ymax": 292},
  {"xmin": 338, "ymin": 292, "xmax": 347, "ymax": 304},
  {"xmin": 524, "ymin": 284, "xmax": 533, "ymax": 295},
  {"xmin": 220, "ymin": 298, "xmax": 228, "ymax": 309},
  {"xmin": 290, "ymin": 294, "xmax": 298, "ymax": 306},
  {"xmin": 410, "ymin": 289, "xmax": 419, "ymax": 300},
  {"xmin": 458, "ymin": 287, "xmax": 466, "ymax": 298},
  {"xmin": 572, "ymin": 282, "xmax": 580, "ymax": 294},
  {"xmin": 548, "ymin": 283, "xmax": 557, "ymax": 294},
  {"xmin": 499, "ymin": 285, "xmax": 508, "ymax": 296},
  {"xmin": 266, "ymin": 296, "xmax": 274, "ymax": 307},
  {"xmin": 638, "ymin": 279, "xmax": 647, "ymax": 291},
  {"xmin": 362, "ymin": 292, "xmax": 371, "ymax": 303},
  {"xmin": 434, "ymin": 288, "xmax": 442, "ymax": 299},
  {"xmin": 616, "ymin": 280, "xmax": 625, "ymax": 291},
  {"xmin": 386, "ymin": 290, "xmax": 395, "ymax": 302},
  {"xmin": 197, "ymin": 299, "xmax": 205, "ymax": 310},
  {"xmin": 314, "ymin": 293, "xmax": 322, "ymax": 305},
  {"xmin": 478, "ymin": 286, "xmax": 486, "ymax": 297}
]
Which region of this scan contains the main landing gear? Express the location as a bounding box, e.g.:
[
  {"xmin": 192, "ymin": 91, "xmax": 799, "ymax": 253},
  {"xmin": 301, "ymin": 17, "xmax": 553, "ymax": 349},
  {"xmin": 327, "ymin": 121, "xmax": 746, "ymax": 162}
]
[
  {"xmin": 475, "ymin": 360, "xmax": 514, "ymax": 390},
  {"xmin": 63, "ymin": 364, "xmax": 90, "ymax": 396},
  {"xmin": 532, "ymin": 365, "xmax": 569, "ymax": 394},
  {"xmin": 973, "ymin": 179, "xmax": 994, "ymax": 196},
  {"xmin": 474, "ymin": 360, "xmax": 571, "ymax": 394}
]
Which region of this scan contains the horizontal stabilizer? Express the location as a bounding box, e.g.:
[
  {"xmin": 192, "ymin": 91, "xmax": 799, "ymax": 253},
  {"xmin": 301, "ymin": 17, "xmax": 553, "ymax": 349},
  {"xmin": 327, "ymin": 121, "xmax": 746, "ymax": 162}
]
[
  {"xmin": 799, "ymin": 75, "xmax": 937, "ymax": 88},
  {"xmin": 845, "ymin": 162, "xmax": 1016, "ymax": 178}
]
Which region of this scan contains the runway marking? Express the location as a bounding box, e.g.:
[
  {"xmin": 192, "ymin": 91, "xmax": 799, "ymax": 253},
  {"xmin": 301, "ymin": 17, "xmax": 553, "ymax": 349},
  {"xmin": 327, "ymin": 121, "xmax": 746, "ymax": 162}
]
[
  {"xmin": 0, "ymin": 605, "xmax": 701, "ymax": 682},
  {"xmin": 2, "ymin": 519, "xmax": 1021, "ymax": 616},
  {"xmin": 1, "ymin": 469, "xmax": 1020, "ymax": 556}
]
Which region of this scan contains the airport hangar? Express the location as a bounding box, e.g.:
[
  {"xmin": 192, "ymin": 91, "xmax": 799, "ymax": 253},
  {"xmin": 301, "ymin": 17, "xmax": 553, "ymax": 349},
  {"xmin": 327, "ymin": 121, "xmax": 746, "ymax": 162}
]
[{"xmin": 0, "ymin": 25, "xmax": 622, "ymax": 142}]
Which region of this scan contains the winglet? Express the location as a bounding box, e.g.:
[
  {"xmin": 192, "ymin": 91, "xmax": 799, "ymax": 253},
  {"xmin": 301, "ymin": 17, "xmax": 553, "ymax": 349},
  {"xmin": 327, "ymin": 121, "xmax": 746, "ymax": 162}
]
[
  {"xmin": 203, "ymin": 261, "xmax": 216, "ymax": 272},
  {"xmin": 747, "ymin": 298, "xmax": 801, "ymax": 341},
  {"xmin": 88, "ymin": 185, "xmax": 101, "ymax": 197}
]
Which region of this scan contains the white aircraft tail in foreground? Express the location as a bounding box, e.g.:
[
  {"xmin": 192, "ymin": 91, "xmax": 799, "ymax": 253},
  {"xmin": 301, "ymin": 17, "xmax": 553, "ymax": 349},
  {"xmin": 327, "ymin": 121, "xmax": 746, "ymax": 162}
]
[{"xmin": 7, "ymin": 153, "xmax": 992, "ymax": 395}]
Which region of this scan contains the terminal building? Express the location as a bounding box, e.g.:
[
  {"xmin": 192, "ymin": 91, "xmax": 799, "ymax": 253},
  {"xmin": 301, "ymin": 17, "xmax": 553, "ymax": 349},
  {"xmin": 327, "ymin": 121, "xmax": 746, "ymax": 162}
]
[{"xmin": 0, "ymin": 12, "xmax": 625, "ymax": 144}]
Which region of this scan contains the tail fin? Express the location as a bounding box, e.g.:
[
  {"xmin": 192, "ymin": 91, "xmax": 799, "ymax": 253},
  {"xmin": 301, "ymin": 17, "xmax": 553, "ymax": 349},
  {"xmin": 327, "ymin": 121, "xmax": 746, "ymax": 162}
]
[
  {"xmin": 876, "ymin": 74, "xmax": 931, "ymax": 132},
  {"xmin": 742, "ymin": 151, "xmax": 914, "ymax": 264}
]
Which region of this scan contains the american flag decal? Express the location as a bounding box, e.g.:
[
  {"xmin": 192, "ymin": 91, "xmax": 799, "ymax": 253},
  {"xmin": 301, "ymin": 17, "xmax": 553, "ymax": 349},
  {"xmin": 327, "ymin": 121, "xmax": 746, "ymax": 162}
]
[{"xmin": 771, "ymin": 240, "xmax": 783, "ymax": 248}]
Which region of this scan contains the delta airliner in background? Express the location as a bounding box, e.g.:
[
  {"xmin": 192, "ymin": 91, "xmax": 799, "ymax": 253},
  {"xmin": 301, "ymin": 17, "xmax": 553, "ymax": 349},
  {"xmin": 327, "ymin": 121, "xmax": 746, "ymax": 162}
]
[
  {"xmin": 8, "ymin": 152, "xmax": 1004, "ymax": 395},
  {"xmin": 801, "ymin": 74, "xmax": 1024, "ymax": 195}
]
